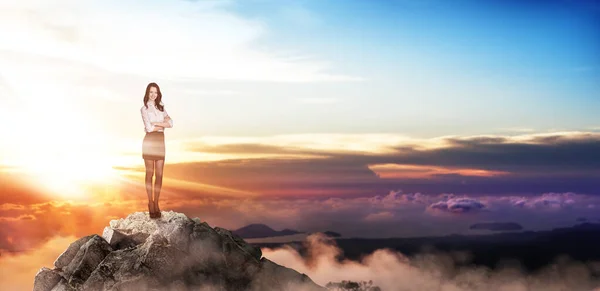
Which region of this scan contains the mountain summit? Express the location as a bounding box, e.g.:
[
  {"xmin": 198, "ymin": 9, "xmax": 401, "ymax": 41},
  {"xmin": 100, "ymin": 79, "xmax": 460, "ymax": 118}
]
[{"xmin": 33, "ymin": 211, "xmax": 326, "ymax": 291}]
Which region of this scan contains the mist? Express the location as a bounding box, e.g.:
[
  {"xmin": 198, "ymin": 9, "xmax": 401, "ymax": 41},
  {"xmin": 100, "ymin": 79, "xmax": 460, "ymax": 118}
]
[{"xmin": 262, "ymin": 233, "xmax": 600, "ymax": 291}]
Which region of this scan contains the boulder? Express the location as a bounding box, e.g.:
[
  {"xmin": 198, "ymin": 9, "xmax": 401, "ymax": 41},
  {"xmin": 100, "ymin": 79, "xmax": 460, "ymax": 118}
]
[
  {"xmin": 33, "ymin": 268, "xmax": 62, "ymax": 291},
  {"xmin": 33, "ymin": 211, "xmax": 327, "ymax": 291}
]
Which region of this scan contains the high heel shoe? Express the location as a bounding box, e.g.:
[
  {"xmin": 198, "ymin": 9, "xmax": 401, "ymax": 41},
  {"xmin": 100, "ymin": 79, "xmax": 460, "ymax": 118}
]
[
  {"xmin": 148, "ymin": 201, "xmax": 157, "ymax": 219},
  {"xmin": 154, "ymin": 200, "xmax": 162, "ymax": 218}
]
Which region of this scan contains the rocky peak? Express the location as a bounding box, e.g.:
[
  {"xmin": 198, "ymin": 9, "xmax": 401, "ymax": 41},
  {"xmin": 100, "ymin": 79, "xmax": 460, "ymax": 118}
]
[{"xmin": 33, "ymin": 211, "xmax": 326, "ymax": 291}]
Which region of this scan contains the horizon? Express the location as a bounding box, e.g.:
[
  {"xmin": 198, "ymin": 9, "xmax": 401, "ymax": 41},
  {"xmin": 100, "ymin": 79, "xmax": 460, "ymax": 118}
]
[{"xmin": 1, "ymin": 0, "xmax": 599, "ymax": 290}]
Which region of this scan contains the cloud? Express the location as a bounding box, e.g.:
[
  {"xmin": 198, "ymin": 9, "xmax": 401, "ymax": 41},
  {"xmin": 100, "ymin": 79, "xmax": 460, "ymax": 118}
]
[
  {"xmin": 182, "ymin": 142, "xmax": 322, "ymax": 156},
  {"xmin": 6, "ymin": 189, "xmax": 600, "ymax": 255},
  {"xmin": 2, "ymin": 186, "xmax": 600, "ymax": 283},
  {"xmin": 364, "ymin": 211, "xmax": 395, "ymax": 222},
  {"xmin": 166, "ymin": 131, "xmax": 600, "ymax": 196},
  {"xmin": 0, "ymin": 214, "xmax": 36, "ymax": 222},
  {"xmin": 157, "ymin": 157, "xmax": 383, "ymax": 198},
  {"xmin": 0, "ymin": 235, "xmax": 77, "ymax": 291},
  {"xmin": 2, "ymin": 131, "xmax": 600, "ymax": 254},
  {"xmin": 497, "ymin": 127, "xmax": 536, "ymax": 133},
  {"xmin": 6, "ymin": 230, "xmax": 600, "ymax": 290},
  {"xmin": 369, "ymin": 190, "xmax": 431, "ymax": 208},
  {"xmin": 0, "ymin": 0, "xmax": 360, "ymax": 82},
  {"xmin": 428, "ymin": 197, "xmax": 487, "ymax": 214},
  {"xmin": 179, "ymin": 132, "xmax": 600, "ymax": 172},
  {"xmin": 507, "ymin": 192, "xmax": 578, "ymax": 210},
  {"xmin": 407, "ymin": 132, "xmax": 600, "ymax": 172},
  {"xmin": 0, "ymin": 200, "xmax": 143, "ymax": 253},
  {"xmin": 279, "ymin": 2, "xmax": 322, "ymax": 28},
  {"xmin": 0, "ymin": 172, "xmax": 52, "ymax": 205},
  {"xmin": 261, "ymin": 233, "xmax": 600, "ymax": 291},
  {"xmin": 295, "ymin": 97, "xmax": 339, "ymax": 104}
]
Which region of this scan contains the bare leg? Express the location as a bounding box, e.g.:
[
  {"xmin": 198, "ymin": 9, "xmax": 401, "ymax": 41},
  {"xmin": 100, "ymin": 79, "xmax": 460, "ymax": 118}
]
[
  {"xmin": 154, "ymin": 159, "xmax": 165, "ymax": 215},
  {"xmin": 144, "ymin": 159, "xmax": 155, "ymax": 216}
]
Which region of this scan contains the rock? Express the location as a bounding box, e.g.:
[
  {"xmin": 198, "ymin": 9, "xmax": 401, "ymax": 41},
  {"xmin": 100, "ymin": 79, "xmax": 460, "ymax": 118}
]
[
  {"xmin": 34, "ymin": 211, "xmax": 327, "ymax": 291},
  {"xmin": 33, "ymin": 267, "xmax": 62, "ymax": 291},
  {"xmin": 54, "ymin": 235, "xmax": 94, "ymax": 270},
  {"xmin": 252, "ymin": 258, "xmax": 322, "ymax": 291},
  {"xmin": 161, "ymin": 219, "xmax": 194, "ymax": 253},
  {"xmin": 82, "ymin": 249, "xmax": 147, "ymax": 290},
  {"xmin": 102, "ymin": 227, "xmax": 148, "ymax": 250},
  {"xmin": 62, "ymin": 235, "xmax": 113, "ymax": 289},
  {"xmin": 214, "ymin": 227, "xmax": 262, "ymax": 261},
  {"xmin": 51, "ymin": 278, "xmax": 76, "ymax": 291}
]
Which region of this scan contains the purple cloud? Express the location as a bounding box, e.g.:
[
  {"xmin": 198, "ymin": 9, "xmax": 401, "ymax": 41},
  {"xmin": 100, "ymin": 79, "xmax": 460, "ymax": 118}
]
[
  {"xmin": 368, "ymin": 190, "xmax": 431, "ymax": 206},
  {"xmin": 428, "ymin": 197, "xmax": 486, "ymax": 213},
  {"xmin": 508, "ymin": 192, "xmax": 577, "ymax": 210}
]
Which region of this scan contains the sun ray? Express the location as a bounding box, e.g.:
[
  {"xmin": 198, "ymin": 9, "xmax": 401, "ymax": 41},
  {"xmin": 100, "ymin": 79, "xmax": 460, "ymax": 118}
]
[{"xmin": 115, "ymin": 169, "xmax": 259, "ymax": 198}]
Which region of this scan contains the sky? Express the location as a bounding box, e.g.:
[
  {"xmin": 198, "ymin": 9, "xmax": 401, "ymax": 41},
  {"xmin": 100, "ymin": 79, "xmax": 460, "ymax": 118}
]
[{"xmin": 0, "ymin": 0, "xmax": 599, "ymax": 289}]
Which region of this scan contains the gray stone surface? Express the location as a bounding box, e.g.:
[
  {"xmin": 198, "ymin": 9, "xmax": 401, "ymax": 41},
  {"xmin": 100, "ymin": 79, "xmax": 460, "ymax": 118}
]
[
  {"xmin": 102, "ymin": 227, "xmax": 148, "ymax": 250},
  {"xmin": 34, "ymin": 211, "xmax": 327, "ymax": 291},
  {"xmin": 54, "ymin": 235, "xmax": 94, "ymax": 270},
  {"xmin": 33, "ymin": 267, "xmax": 62, "ymax": 291},
  {"xmin": 50, "ymin": 278, "xmax": 76, "ymax": 291},
  {"xmin": 62, "ymin": 235, "xmax": 113, "ymax": 289}
]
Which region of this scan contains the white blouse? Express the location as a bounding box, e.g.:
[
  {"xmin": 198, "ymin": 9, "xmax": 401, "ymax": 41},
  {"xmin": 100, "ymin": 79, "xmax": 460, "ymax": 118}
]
[{"xmin": 140, "ymin": 101, "xmax": 173, "ymax": 133}]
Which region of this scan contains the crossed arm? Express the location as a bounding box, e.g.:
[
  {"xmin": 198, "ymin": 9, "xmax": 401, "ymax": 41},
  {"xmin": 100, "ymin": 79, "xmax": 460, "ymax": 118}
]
[
  {"xmin": 141, "ymin": 108, "xmax": 174, "ymax": 132},
  {"xmin": 151, "ymin": 116, "xmax": 173, "ymax": 128}
]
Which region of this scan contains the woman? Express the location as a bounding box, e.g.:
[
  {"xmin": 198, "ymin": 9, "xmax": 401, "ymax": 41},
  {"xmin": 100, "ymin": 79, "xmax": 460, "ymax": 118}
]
[{"xmin": 140, "ymin": 82, "xmax": 173, "ymax": 219}]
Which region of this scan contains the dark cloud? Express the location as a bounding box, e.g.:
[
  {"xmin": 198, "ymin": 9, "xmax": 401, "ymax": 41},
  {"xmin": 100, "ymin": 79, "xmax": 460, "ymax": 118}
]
[
  {"xmin": 171, "ymin": 132, "xmax": 600, "ymax": 197},
  {"xmin": 388, "ymin": 133, "xmax": 600, "ymax": 171},
  {"xmin": 164, "ymin": 158, "xmax": 382, "ymax": 198}
]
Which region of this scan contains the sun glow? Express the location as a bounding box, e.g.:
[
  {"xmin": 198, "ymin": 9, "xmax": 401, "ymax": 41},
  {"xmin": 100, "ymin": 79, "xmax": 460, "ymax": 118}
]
[
  {"xmin": 2, "ymin": 103, "xmax": 121, "ymax": 199},
  {"xmin": 14, "ymin": 153, "xmax": 118, "ymax": 200},
  {"xmin": 0, "ymin": 70, "xmax": 134, "ymax": 200}
]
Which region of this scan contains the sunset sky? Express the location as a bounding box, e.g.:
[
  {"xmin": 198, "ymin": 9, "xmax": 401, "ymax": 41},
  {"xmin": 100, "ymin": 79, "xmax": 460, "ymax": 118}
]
[{"xmin": 1, "ymin": 0, "xmax": 600, "ymax": 289}]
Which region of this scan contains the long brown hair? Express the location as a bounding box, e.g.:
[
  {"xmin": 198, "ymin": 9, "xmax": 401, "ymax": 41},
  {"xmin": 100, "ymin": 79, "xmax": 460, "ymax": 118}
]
[{"xmin": 143, "ymin": 82, "xmax": 165, "ymax": 111}]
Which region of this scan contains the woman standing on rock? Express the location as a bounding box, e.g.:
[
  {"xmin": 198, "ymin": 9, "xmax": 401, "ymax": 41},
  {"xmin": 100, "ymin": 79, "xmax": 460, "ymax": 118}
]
[{"xmin": 140, "ymin": 82, "xmax": 173, "ymax": 219}]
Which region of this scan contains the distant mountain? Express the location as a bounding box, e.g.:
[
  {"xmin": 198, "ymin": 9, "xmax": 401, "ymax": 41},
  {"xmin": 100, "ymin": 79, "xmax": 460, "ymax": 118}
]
[
  {"xmin": 233, "ymin": 224, "xmax": 303, "ymax": 239},
  {"xmin": 470, "ymin": 222, "xmax": 523, "ymax": 231}
]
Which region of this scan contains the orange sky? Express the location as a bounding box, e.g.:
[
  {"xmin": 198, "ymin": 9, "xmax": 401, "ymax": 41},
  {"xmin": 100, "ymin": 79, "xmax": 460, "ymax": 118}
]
[
  {"xmin": 3, "ymin": 130, "xmax": 600, "ymax": 290},
  {"xmin": 2, "ymin": 132, "xmax": 600, "ymax": 256}
]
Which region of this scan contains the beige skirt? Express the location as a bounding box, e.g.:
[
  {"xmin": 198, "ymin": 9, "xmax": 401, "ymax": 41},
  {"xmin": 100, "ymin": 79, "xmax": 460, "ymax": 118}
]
[{"xmin": 142, "ymin": 132, "xmax": 165, "ymax": 160}]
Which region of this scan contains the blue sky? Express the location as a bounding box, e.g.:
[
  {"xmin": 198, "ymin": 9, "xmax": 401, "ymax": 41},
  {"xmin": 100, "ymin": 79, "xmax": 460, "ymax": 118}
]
[
  {"xmin": 223, "ymin": 0, "xmax": 600, "ymax": 135},
  {"xmin": 234, "ymin": 0, "xmax": 600, "ymax": 79},
  {"xmin": 1, "ymin": 0, "xmax": 598, "ymax": 141}
]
